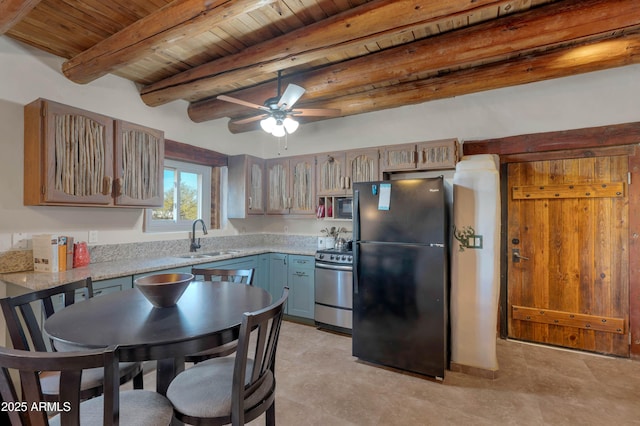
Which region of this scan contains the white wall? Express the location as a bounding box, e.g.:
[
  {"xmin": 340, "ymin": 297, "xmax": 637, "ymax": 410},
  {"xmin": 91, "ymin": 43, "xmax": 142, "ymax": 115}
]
[{"xmin": 2, "ymin": 35, "xmax": 640, "ymax": 250}]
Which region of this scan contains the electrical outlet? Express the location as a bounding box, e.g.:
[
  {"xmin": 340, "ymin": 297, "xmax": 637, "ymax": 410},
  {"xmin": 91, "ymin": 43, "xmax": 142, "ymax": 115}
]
[
  {"xmin": 284, "ymin": 226, "xmax": 289, "ymax": 234},
  {"xmin": 88, "ymin": 230, "xmax": 98, "ymax": 244},
  {"xmin": 12, "ymin": 233, "xmax": 30, "ymax": 250}
]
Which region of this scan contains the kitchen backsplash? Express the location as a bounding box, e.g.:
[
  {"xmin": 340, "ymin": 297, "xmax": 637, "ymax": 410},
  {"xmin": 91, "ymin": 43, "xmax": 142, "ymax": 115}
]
[{"xmin": 0, "ymin": 233, "xmax": 318, "ymax": 274}]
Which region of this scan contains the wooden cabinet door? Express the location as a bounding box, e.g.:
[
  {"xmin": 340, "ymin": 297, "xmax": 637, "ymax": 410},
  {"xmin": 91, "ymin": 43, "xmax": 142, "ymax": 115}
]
[
  {"xmin": 269, "ymin": 254, "xmax": 288, "ymax": 309},
  {"xmin": 114, "ymin": 120, "xmax": 164, "ymax": 207},
  {"xmin": 507, "ymin": 156, "xmax": 629, "ymax": 357},
  {"xmin": 28, "ymin": 100, "xmax": 115, "ymax": 205},
  {"xmin": 247, "ymin": 156, "xmax": 265, "ymax": 214},
  {"xmin": 228, "ymin": 155, "xmax": 265, "ymax": 217},
  {"xmin": 266, "ymin": 158, "xmax": 290, "ymax": 214},
  {"xmin": 316, "ymin": 153, "xmax": 347, "ymax": 196},
  {"xmin": 346, "ymin": 148, "xmax": 379, "ymax": 189},
  {"xmin": 416, "ymin": 139, "xmax": 459, "ymax": 170},
  {"xmin": 381, "ymin": 143, "xmax": 417, "ymax": 172},
  {"xmin": 289, "ymin": 155, "xmax": 315, "ymax": 215}
]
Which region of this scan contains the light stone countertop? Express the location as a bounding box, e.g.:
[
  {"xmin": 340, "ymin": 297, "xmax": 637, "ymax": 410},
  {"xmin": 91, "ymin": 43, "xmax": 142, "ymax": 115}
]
[{"xmin": 0, "ymin": 245, "xmax": 317, "ymax": 291}]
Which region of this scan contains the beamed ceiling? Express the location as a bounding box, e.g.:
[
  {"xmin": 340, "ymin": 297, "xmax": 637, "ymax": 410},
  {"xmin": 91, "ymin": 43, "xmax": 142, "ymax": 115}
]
[{"xmin": 2, "ymin": 0, "xmax": 640, "ymax": 134}]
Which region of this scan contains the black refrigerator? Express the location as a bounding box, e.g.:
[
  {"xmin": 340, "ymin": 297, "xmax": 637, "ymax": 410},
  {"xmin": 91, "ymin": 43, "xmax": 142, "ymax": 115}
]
[{"xmin": 352, "ymin": 177, "xmax": 448, "ymax": 379}]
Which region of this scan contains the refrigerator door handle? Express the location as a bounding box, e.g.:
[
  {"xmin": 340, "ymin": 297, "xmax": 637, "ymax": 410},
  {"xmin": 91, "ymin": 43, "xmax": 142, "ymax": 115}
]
[{"xmin": 353, "ymin": 190, "xmax": 360, "ymax": 294}]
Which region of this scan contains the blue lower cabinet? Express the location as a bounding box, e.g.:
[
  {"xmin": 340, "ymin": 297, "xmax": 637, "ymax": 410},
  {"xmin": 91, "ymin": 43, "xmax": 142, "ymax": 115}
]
[
  {"xmin": 268, "ymin": 254, "xmax": 288, "ymax": 304},
  {"xmin": 254, "ymin": 254, "xmax": 271, "ymax": 293},
  {"xmin": 267, "ymin": 253, "xmax": 315, "ymax": 320},
  {"xmin": 287, "ymin": 255, "xmax": 315, "ymax": 319}
]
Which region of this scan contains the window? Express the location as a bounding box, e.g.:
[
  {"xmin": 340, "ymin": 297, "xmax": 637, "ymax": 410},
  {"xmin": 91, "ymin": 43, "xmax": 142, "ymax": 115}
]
[{"xmin": 144, "ymin": 159, "xmax": 212, "ymax": 232}]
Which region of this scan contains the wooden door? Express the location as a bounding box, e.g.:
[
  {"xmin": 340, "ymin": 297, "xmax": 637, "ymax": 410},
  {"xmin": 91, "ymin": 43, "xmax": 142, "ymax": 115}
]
[{"xmin": 507, "ymin": 156, "xmax": 629, "ymax": 356}]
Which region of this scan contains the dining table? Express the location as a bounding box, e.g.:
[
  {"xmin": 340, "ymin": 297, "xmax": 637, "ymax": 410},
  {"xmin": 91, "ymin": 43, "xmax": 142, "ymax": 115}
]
[{"xmin": 44, "ymin": 280, "xmax": 272, "ymax": 396}]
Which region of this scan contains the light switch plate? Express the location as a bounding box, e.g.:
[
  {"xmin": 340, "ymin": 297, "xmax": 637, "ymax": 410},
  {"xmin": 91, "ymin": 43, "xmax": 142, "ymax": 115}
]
[{"xmin": 12, "ymin": 233, "xmax": 30, "ymax": 250}]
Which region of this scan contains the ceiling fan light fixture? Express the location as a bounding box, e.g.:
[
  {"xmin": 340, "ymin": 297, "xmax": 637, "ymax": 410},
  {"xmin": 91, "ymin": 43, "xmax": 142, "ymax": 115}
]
[
  {"xmin": 260, "ymin": 116, "xmax": 277, "ymax": 133},
  {"xmin": 271, "ymin": 120, "xmax": 286, "ymax": 137},
  {"xmin": 283, "ymin": 117, "xmax": 299, "ymax": 134}
]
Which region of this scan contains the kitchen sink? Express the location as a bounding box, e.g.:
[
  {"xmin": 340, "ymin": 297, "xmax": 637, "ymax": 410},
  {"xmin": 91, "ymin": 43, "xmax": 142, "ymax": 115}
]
[{"xmin": 175, "ymin": 250, "xmax": 241, "ymax": 259}]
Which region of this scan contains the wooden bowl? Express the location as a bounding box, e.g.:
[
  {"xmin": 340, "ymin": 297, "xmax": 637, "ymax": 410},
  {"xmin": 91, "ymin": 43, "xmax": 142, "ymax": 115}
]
[{"xmin": 134, "ymin": 273, "xmax": 194, "ymax": 308}]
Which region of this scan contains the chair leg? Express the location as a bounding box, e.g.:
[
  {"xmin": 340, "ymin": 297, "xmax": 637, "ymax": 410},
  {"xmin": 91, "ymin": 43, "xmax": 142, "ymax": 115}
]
[
  {"xmin": 133, "ymin": 370, "xmax": 144, "ymax": 389},
  {"xmin": 265, "ymin": 402, "xmax": 275, "ymax": 426}
]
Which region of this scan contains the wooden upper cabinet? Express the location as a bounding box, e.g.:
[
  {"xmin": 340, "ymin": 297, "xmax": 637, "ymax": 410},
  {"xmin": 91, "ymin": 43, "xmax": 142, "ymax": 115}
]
[
  {"xmin": 24, "ymin": 99, "xmax": 114, "ymax": 206},
  {"xmin": 416, "ymin": 139, "xmax": 459, "ymax": 170},
  {"xmin": 381, "ymin": 139, "xmax": 459, "ymax": 172},
  {"xmin": 114, "ymin": 120, "xmax": 164, "ymax": 207},
  {"xmin": 317, "ymin": 149, "xmax": 380, "ymax": 196},
  {"xmin": 266, "ymin": 155, "xmax": 315, "ymax": 215},
  {"xmin": 316, "ymin": 153, "xmax": 347, "ymax": 196},
  {"xmin": 266, "ymin": 158, "xmax": 289, "ymax": 215},
  {"xmin": 289, "ymin": 155, "xmax": 315, "ymax": 215},
  {"xmin": 228, "ymin": 155, "xmax": 265, "ymax": 217},
  {"xmin": 346, "ymin": 148, "xmax": 380, "ymax": 187},
  {"xmin": 24, "ymin": 98, "xmax": 164, "ymax": 207},
  {"xmin": 381, "ymin": 143, "xmax": 418, "ymax": 172}
]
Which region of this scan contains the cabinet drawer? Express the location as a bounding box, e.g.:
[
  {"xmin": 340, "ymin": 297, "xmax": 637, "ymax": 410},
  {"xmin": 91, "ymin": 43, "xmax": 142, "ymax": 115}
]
[{"xmin": 288, "ymin": 255, "xmax": 314, "ymax": 270}]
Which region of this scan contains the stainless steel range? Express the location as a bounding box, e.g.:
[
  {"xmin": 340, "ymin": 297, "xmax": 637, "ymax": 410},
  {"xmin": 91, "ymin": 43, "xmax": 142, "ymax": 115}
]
[{"xmin": 314, "ymin": 248, "xmax": 353, "ymax": 334}]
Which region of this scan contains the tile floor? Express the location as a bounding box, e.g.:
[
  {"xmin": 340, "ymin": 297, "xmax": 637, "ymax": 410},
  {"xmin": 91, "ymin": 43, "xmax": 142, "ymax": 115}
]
[{"xmin": 139, "ymin": 320, "xmax": 640, "ymax": 425}]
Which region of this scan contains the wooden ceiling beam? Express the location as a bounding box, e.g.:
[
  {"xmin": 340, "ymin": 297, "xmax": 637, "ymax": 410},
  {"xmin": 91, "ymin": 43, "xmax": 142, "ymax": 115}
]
[
  {"xmin": 226, "ymin": 32, "xmax": 640, "ymax": 133},
  {"xmin": 188, "ymin": 0, "xmax": 640, "ymax": 123},
  {"xmin": 61, "ymin": 0, "xmax": 277, "ymax": 84},
  {"xmin": 0, "ymin": 0, "xmax": 41, "ymax": 34},
  {"xmin": 140, "ymin": 0, "xmax": 519, "ymax": 106}
]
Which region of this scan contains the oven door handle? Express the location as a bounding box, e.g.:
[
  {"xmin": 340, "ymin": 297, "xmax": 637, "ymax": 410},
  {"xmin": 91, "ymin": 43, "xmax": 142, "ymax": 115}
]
[{"xmin": 315, "ymin": 262, "xmax": 353, "ymax": 271}]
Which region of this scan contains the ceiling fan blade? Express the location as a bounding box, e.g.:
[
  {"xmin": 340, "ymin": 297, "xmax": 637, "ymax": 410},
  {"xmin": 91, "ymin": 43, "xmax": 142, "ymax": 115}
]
[
  {"xmin": 217, "ymin": 95, "xmax": 269, "ymax": 112},
  {"xmin": 230, "ymin": 114, "xmax": 267, "ymax": 125},
  {"xmin": 291, "ymin": 108, "xmax": 341, "ymax": 117},
  {"xmin": 277, "ymin": 84, "xmax": 305, "ymax": 109}
]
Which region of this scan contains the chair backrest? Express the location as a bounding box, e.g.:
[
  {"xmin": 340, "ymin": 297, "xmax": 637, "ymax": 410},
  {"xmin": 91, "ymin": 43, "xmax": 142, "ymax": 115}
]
[
  {"xmin": 0, "ymin": 345, "xmax": 119, "ymax": 426},
  {"xmin": 232, "ymin": 287, "xmax": 288, "ymax": 425},
  {"xmin": 191, "ymin": 268, "xmax": 254, "ymax": 285},
  {"xmin": 0, "ymin": 278, "xmax": 94, "ymax": 352}
]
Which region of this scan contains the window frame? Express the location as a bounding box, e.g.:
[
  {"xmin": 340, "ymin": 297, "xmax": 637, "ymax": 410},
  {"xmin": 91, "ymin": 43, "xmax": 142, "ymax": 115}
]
[{"xmin": 144, "ymin": 159, "xmax": 212, "ymax": 233}]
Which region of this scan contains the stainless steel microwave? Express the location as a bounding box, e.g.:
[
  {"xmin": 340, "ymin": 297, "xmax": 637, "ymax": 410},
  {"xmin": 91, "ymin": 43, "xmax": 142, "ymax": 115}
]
[{"xmin": 335, "ymin": 197, "xmax": 353, "ymax": 219}]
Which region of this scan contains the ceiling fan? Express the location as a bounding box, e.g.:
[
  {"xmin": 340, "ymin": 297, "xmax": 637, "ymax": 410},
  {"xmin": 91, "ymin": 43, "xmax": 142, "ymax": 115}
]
[{"xmin": 217, "ymin": 71, "xmax": 341, "ymax": 137}]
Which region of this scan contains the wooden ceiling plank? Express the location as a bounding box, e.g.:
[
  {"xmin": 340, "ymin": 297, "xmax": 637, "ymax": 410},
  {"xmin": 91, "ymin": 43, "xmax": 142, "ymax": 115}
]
[
  {"xmin": 223, "ymin": 32, "xmax": 640, "ymax": 132},
  {"xmin": 187, "ymin": 0, "xmax": 640, "ymax": 122},
  {"xmin": 0, "ymin": 0, "xmax": 41, "ymax": 34},
  {"xmin": 61, "ymin": 0, "xmax": 278, "ymax": 84},
  {"xmin": 140, "ymin": 0, "xmax": 517, "ymax": 106}
]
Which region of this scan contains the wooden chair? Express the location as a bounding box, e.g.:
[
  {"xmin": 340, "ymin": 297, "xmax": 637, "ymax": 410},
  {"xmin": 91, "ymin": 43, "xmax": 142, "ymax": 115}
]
[
  {"xmin": 191, "ymin": 268, "xmax": 254, "ymax": 285},
  {"xmin": 0, "ymin": 278, "xmax": 144, "ymax": 401},
  {"xmin": 167, "ymin": 287, "xmax": 289, "ymax": 426},
  {"xmin": 0, "ymin": 345, "xmax": 173, "ymax": 426},
  {"xmin": 186, "ymin": 268, "xmax": 255, "ymax": 363}
]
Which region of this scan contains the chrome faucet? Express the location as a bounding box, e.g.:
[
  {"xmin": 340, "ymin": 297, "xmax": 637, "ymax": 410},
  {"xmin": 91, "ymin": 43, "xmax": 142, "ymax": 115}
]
[{"xmin": 190, "ymin": 219, "xmax": 208, "ymax": 252}]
